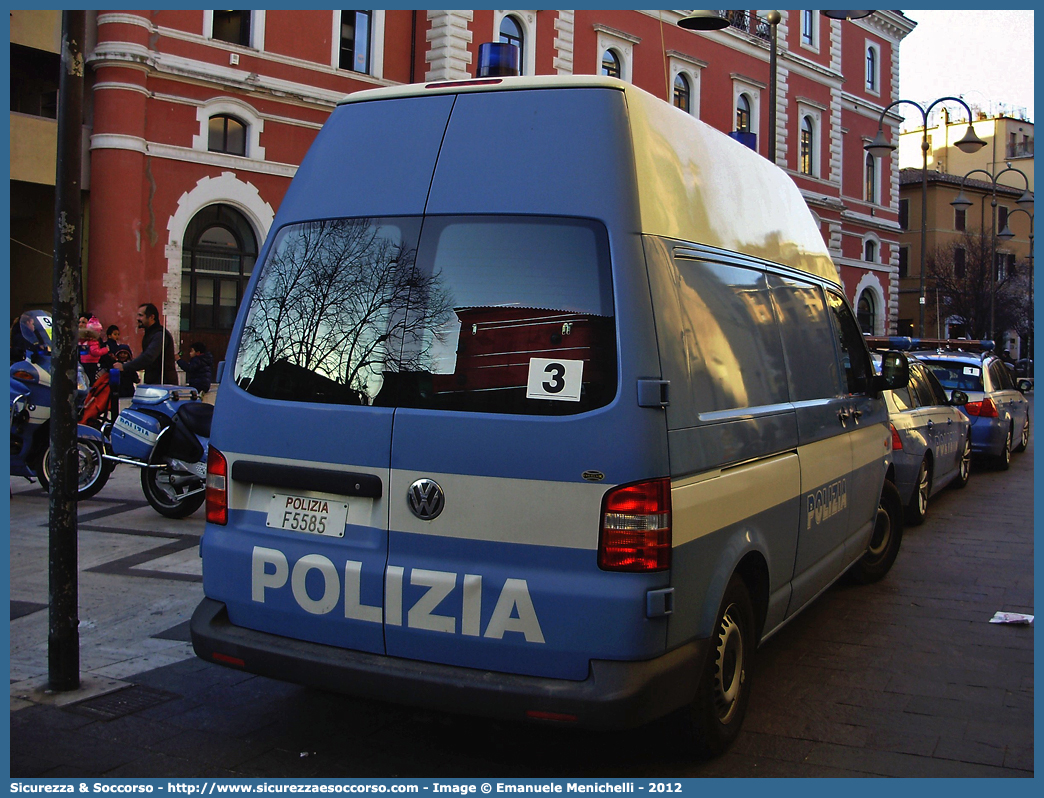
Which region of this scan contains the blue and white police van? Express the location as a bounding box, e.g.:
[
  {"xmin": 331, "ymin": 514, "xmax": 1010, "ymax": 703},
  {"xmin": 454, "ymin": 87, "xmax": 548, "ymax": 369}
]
[{"xmin": 191, "ymin": 63, "xmax": 910, "ymax": 757}]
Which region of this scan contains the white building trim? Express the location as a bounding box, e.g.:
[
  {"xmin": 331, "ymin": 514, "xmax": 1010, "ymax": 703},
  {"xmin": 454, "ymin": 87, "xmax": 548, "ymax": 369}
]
[
  {"xmin": 192, "ymin": 96, "xmax": 266, "ymax": 160},
  {"xmin": 426, "ymin": 10, "xmax": 474, "ymax": 81},
  {"xmin": 553, "ymin": 10, "xmax": 574, "ymax": 75}
]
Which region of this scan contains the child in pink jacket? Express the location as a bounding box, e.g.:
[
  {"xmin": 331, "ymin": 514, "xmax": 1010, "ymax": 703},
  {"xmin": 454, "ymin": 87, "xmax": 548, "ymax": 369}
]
[{"xmin": 78, "ymin": 314, "xmax": 107, "ymax": 384}]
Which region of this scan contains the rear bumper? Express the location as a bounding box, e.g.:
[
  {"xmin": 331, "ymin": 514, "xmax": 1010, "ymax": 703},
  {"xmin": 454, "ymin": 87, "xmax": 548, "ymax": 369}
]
[
  {"xmin": 969, "ymin": 418, "xmax": 1008, "ymax": 456},
  {"xmin": 190, "ymin": 598, "xmax": 707, "ymax": 729}
]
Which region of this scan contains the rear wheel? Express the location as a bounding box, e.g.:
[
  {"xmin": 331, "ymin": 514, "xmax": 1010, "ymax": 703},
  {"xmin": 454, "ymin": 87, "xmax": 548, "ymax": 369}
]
[
  {"xmin": 38, "ymin": 438, "xmax": 112, "ymax": 500},
  {"xmin": 995, "ymin": 427, "xmax": 1013, "ymax": 470},
  {"xmin": 952, "ymin": 435, "xmax": 972, "ymax": 489},
  {"xmin": 904, "ymin": 458, "xmax": 931, "ymax": 526},
  {"xmin": 849, "ymin": 479, "xmax": 903, "ymax": 584},
  {"xmin": 679, "ymin": 573, "xmax": 756, "ymax": 758},
  {"xmin": 140, "ymin": 445, "xmax": 205, "ymax": 518},
  {"xmin": 1013, "ymin": 419, "xmax": 1029, "ymax": 453}
]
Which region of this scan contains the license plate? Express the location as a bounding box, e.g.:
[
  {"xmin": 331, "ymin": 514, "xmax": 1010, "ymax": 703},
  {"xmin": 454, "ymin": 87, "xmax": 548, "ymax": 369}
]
[{"xmin": 266, "ymin": 493, "xmax": 349, "ymax": 537}]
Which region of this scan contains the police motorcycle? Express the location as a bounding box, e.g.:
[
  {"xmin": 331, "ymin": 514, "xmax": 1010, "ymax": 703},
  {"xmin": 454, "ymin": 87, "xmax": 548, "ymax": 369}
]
[
  {"xmin": 103, "ymin": 377, "xmax": 213, "ymax": 518},
  {"xmin": 10, "ymin": 310, "xmax": 111, "ymax": 499}
]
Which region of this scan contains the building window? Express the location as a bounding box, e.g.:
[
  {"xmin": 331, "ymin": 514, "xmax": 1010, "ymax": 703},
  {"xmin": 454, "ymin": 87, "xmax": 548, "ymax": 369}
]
[
  {"xmin": 865, "ymin": 152, "xmax": 877, "ymax": 203},
  {"xmin": 864, "ymin": 239, "xmax": 877, "ymax": 263},
  {"xmin": 213, "ymin": 11, "xmax": 251, "ymax": 47},
  {"xmin": 10, "ymin": 44, "xmax": 59, "ymax": 119},
  {"xmin": 601, "ymin": 49, "xmax": 621, "ymax": 78},
  {"xmin": 955, "ymin": 207, "xmax": 966, "ymax": 231},
  {"xmin": 800, "ymin": 116, "xmax": 814, "ymax": 176},
  {"xmin": 339, "ymin": 11, "xmax": 372, "ymax": 73},
  {"xmin": 998, "ymin": 205, "xmax": 1009, "ymax": 232},
  {"xmin": 801, "ymin": 10, "xmax": 815, "ymax": 46},
  {"xmin": 866, "ymin": 46, "xmax": 877, "ymax": 91},
  {"xmin": 499, "ymin": 15, "xmax": 523, "ymax": 74},
  {"xmin": 181, "ymin": 205, "xmax": 258, "ymax": 342},
  {"xmin": 736, "ymin": 94, "xmax": 751, "ymax": 133},
  {"xmin": 673, "ymin": 73, "xmax": 690, "ymax": 113},
  {"xmin": 898, "ymin": 246, "xmax": 909, "ymax": 278},
  {"xmin": 898, "ymin": 198, "xmax": 909, "ymax": 230},
  {"xmin": 857, "ymin": 290, "xmax": 876, "ymax": 335},
  {"xmin": 208, "ymin": 115, "xmax": 246, "ymax": 156},
  {"xmin": 955, "ymin": 247, "xmax": 966, "ymax": 278}
]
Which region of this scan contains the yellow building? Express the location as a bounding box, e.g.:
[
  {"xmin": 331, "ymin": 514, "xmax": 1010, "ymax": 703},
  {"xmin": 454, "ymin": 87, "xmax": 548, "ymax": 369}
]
[
  {"xmin": 897, "ymin": 168, "xmax": 1032, "ymax": 354},
  {"xmin": 899, "ymin": 110, "xmax": 1033, "ymax": 191}
]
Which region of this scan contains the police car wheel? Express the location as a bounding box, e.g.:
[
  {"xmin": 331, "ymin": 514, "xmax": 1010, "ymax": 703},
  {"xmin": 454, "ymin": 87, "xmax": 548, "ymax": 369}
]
[
  {"xmin": 1014, "ymin": 419, "xmax": 1029, "ymax": 453},
  {"xmin": 952, "ymin": 436, "xmax": 972, "ymax": 489},
  {"xmin": 685, "ymin": 573, "xmax": 756, "ymax": 758},
  {"xmin": 995, "ymin": 428, "xmax": 1013, "ymax": 471},
  {"xmin": 904, "ymin": 458, "xmax": 930, "ymax": 527},
  {"xmin": 140, "ymin": 448, "xmax": 205, "ymax": 519},
  {"xmin": 849, "ymin": 479, "xmax": 903, "ymax": 584}
]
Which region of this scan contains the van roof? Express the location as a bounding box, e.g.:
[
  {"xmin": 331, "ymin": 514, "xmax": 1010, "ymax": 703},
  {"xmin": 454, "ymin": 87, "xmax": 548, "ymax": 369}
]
[{"xmin": 340, "ymin": 75, "xmax": 839, "ymax": 285}]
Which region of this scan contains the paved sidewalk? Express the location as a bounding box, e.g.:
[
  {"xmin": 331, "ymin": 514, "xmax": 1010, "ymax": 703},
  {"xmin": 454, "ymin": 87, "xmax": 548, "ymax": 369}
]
[{"xmin": 9, "ymin": 404, "xmax": 1034, "ymax": 777}]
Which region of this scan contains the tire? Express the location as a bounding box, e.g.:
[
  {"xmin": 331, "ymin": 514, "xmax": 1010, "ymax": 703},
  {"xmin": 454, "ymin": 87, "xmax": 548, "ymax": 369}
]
[
  {"xmin": 904, "ymin": 457, "xmax": 930, "ymax": 526},
  {"xmin": 679, "ymin": 573, "xmax": 756, "ymax": 758},
  {"xmin": 995, "ymin": 427, "xmax": 1013, "ymax": 471},
  {"xmin": 1013, "ymin": 418, "xmax": 1029, "ymax": 453},
  {"xmin": 140, "ymin": 445, "xmax": 205, "ymax": 519},
  {"xmin": 952, "ymin": 435, "xmax": 972, "ymax": 489},
  {"xmin": 38, "ymin": 438, "xmax": 113, "ymax": 500},
  {"xmin": 849, "ymin": 479, "xmax": 903, "ymax": 584}
]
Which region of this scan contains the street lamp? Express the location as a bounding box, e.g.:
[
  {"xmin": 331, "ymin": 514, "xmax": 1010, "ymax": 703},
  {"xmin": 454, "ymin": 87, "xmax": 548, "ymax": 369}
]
[
  {"xmin": 950, "ymin": 165, "xmax": 1033, "ymax": 339},
  {"xmin": 997, "ymin": 207, "xmax": 1034, "ymax": 363},
  {"xmin": 865, "ymin": 98, "xmax": 987, "ymax": 337},
  {"xmin": 678, "ymin": 10, "xmax": 781, "ymax": 164}
]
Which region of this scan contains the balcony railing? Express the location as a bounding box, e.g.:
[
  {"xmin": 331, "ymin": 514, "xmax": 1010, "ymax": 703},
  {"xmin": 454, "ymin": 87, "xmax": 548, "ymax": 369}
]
[
  {"xmin": 1007, "ymin": 140, "xmax": 1034, "ymax": 159},
  {"xmin": 716, "ymin": 9, "xmax": 772, "ymax": 41}
]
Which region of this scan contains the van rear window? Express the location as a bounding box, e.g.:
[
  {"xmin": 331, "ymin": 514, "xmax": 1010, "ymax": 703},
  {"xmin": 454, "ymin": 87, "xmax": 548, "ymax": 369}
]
[{"xmin": 234, "ymin": 216, "xmax": 617, "ymax": 415}]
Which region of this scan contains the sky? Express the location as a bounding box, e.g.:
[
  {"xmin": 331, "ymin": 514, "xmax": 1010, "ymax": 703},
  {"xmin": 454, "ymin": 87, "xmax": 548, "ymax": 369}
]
[{"xmin": 898, "ymin": 9, "xmax": 1035, "ymax": 128}]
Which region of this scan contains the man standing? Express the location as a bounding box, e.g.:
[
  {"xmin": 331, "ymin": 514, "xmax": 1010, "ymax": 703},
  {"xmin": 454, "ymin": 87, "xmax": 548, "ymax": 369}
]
[{"xmin": 114, "ymin": 303, "xmax": 177, "ymax": 385}]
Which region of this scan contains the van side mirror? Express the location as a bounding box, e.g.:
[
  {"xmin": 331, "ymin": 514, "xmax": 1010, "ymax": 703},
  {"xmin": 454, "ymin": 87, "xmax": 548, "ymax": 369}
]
[
  {"xmin": 870, "ymin": 351, "xmax": 909, "ymax": 393},
  {"xmin": 950, "ymin": 389, "xmax": 969, "ymax": 406}
]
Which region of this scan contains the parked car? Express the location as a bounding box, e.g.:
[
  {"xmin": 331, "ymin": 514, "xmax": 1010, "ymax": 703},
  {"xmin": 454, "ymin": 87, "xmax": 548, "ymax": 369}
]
[
  {"xmin": 875, "ymin": 354, "xmax": 972, "ymax": 525},
  {"xmin": 917, "ymin": 349, "xmax": 1030, "ymax": 470}
]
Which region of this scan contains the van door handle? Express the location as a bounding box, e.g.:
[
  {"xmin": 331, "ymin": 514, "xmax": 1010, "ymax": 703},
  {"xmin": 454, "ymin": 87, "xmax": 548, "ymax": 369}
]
[{"xmin": 837, "ymin": 408, "xmax": 851, "ymax": 424}]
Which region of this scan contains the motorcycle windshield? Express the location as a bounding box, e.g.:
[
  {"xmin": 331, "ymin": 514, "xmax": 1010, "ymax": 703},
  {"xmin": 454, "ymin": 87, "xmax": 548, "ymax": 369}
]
[{"xmin": 19, "ymin": 311, "xmax": 53, "ymax": 351}]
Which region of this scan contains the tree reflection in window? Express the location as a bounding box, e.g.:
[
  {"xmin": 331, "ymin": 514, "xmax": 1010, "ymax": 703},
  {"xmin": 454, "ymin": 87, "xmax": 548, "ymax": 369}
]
[{"xmin": 235, "ymin": 218, "xmax": 450, "ymax": 406}]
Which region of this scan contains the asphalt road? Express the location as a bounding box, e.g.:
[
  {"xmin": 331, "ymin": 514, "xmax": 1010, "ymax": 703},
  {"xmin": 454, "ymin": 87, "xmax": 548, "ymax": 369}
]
[{"xmin": 9, "ymin": 399, "xmax": 1034, "ymax": 777}]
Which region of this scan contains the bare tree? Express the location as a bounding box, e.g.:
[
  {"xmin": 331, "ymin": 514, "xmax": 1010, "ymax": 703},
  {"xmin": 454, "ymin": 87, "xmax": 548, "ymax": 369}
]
[
  {"xmin": 927, "ymin": 229, "xmax": 1023, "ymax": 340},
  {"xmin": 236, "ymin": 218, "xmax": 451, "ymax": 403}
]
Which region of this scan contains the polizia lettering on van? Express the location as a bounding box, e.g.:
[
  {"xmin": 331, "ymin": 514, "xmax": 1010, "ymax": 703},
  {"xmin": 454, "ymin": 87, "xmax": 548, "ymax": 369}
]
[
  {"xmin": 805, "ymin": 478, "xmax": 848, "ymax": 530},
  {"xmin": 251, "ymin": 546, "xmax": 546, "ymax": 643}
]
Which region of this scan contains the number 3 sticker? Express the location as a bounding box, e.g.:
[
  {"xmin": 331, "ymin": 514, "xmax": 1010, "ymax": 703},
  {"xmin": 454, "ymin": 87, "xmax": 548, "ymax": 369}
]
[{"xmin": 526, "ymin": 358, "xmax": 584, "ymax": 402}]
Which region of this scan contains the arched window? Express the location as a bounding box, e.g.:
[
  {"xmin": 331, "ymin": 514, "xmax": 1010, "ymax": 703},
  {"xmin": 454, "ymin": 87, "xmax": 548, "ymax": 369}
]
[
  {"xmin": 800, "ymin": 116, "xmax": 814, "ymax": 175},
  {"xmin": 864, "ymin": 239, "xmax": 878, "ymax": 262},
  {"xmin": 673, "ymin": 73, "xmax": 690, "ymax": 113},
  {"xmin": 181, "ymin": 205, "xmax": 258, "ymax": 358},
  {"xmin": 601, "ymin": 49, "xmax": 621, "ymax": 78},
  {"xmin": 736, "ymin": 94, "xmax": 751, "ymax": 133},
  {"xmin": 866, "ymin": 46, "xmax": 877, "ymax": 91},
  {"xmin": 208, "ymin": 115, "xmax": 246, "ymax": 156},
  {"xmin": 499, "ymin": 15, "xmax": 524, "ymax": 74},
  {"xmin": 857, "ymin": 290, "xmax": 876, "ymax": 335},
  {"xmin": 865, "ymin": 152, "xmax": 877, "ymax": 203}
]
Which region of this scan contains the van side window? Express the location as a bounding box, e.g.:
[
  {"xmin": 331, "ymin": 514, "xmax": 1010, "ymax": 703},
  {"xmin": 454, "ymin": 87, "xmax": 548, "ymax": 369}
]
[
  {"xmin": 672, "ymin": 258, "xmax": 789, "ymax": 413},
  {"xmin": 825, "ymin": 290, "xmax": 872, "ymax": 394},
  {"xmin": 769, "ymin": 276, "xmax": 842, "ymax": 401}
]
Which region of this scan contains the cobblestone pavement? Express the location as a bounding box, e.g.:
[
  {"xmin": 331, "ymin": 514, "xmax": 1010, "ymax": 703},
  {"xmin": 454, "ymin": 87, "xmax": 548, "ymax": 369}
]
[{"xmin": 9, "ymin": 401, "xmax": 1033, "ymax": 777}]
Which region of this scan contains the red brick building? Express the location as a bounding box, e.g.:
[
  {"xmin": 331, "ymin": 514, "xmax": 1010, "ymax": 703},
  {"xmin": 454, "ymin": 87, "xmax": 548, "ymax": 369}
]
[{"xmin": 27, "ymin": 10, "xmax": 917, "ymax": 359}]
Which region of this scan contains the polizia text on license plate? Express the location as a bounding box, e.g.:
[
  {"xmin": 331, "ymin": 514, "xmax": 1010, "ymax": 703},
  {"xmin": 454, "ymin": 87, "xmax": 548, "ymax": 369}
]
[{"xmin": 266, "ymin": 493, "xmax": 349, "ymax": 538}]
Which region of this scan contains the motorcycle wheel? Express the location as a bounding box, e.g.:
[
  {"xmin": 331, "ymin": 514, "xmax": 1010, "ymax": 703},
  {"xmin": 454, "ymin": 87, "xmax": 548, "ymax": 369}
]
[
  {"xmin": 140, "ymin": 446, "xmax": 206, "ymax": 519},
  {"xmin": 38, "ymin": 438, "xmax": 112, "ymax": 500}
]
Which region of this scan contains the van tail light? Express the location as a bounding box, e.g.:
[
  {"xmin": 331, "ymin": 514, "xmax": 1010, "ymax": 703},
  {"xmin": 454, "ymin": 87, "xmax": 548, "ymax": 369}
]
[
  {"xmin": 965, "ymin": 398, "xmax": 998, "ymax": 418},
  {"xmin": 890, "ymin": 424, "xmax": 903, "ymax": 451},
  {"xmin": 598, "ymin": 478, "xmax": 671, "ymax": 572},
  {"xmin": 206, "ymin": 446, "xmax": 228, "ymax": 525}
]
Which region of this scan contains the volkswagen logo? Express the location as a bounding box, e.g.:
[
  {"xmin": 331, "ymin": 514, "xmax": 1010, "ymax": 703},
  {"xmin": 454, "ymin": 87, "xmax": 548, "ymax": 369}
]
[{"xmin": 407, "ymin": 478, "xmax": 445, "ymax": 521}]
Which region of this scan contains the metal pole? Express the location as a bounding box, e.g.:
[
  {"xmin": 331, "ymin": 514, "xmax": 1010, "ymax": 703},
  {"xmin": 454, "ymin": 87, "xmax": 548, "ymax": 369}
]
[
  {"xmin": 767, "ymin": 11, "xmax": 780, "ymax": 165},
  {"xmin": 920, "ymin": 121, "xmax": 929, "ymax": 337},
  {"xmin": 49, "ymin": 9, "xmax": 86, "ymax": 692},
  {"xmin": 990, "ymin": 192, "xmax": 997, "ymax": 339}
]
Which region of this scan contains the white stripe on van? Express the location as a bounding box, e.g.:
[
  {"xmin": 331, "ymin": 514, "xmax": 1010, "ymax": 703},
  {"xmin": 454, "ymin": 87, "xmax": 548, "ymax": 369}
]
[
  {"xmin": 389, "ymin": 470, "xmax": 607, "ymax": 550},
  {"xmin": 672, "ymin": 452, "xmax": 800, "ymax": 547}
]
